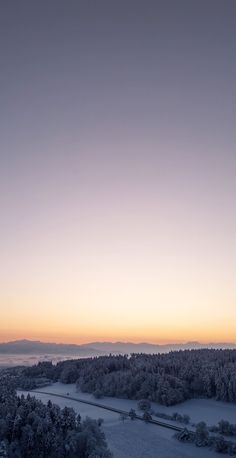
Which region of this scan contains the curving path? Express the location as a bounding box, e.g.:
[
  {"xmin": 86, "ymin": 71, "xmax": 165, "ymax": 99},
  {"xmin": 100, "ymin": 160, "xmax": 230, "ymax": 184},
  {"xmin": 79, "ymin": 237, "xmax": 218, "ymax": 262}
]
[{"xmin": 27, "ymin": 389, "xmax": 194, "ymax": 434}]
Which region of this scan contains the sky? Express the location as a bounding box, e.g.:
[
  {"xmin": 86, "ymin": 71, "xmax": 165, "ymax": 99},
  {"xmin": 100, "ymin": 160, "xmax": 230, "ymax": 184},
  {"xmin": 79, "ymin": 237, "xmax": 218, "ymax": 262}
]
[{"xmin": 0, "ymin": 0, "xmax": 236, "ymax": 344}]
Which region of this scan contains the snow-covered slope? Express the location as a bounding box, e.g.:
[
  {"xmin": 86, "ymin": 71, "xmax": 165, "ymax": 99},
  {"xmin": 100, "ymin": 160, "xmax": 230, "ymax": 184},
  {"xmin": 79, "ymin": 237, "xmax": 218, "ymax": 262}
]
[{"xmin": 18, "ymin": 382, "xmax": 225, "ymax": 458}]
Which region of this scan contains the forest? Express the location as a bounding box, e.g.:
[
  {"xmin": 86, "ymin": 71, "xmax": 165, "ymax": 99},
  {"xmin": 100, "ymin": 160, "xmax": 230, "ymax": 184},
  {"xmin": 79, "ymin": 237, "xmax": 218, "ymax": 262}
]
[
  {"xmin": 16, "ymin": 349, "xmax": 236, "ymax": 406},
  {"xmin": 2, "ymin": 349, "xmax": 236, "ymax": 457},
  {"xmin": 0, "ymin": 375, "xmax": 112, "ymax": 457}
]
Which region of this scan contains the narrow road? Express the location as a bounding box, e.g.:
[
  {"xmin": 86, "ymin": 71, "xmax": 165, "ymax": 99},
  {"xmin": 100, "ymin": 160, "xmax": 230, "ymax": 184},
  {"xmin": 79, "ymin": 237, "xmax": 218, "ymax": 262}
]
[{"xmin": 27, "ymin": 389, "xmax": 194, "ymax": 434}]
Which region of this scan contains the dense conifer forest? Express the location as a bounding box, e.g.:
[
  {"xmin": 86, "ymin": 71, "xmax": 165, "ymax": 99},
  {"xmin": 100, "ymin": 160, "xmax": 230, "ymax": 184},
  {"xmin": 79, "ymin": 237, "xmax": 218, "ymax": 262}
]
[
  {"xmin": 0, "ymin": 375, "xmax": 112, "ymax": 457},
  {"xmin": 15, "ymin": 349, "xmax": 236, "ymax": 406}
]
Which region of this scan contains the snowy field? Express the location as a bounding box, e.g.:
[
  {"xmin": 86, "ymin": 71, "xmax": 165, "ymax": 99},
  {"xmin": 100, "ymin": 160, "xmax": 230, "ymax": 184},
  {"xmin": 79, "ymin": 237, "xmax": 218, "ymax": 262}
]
[
  {"xmin": 23, "ymin": 382, "xmax": 236, "ymax": 426},
  {"xmin": 153, "ymin": 397, "xmax": 236, "ymax": 426},
  {"xmin": 18, "ymin": 382, "xmax": 232, "ymax": 458}
]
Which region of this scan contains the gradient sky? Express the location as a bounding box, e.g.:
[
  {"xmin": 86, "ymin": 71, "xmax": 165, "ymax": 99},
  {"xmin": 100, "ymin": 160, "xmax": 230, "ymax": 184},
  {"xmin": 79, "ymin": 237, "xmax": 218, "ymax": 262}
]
[{"xmin": 0, "ymin": 1, "xmax": 236, "ymax": 344}]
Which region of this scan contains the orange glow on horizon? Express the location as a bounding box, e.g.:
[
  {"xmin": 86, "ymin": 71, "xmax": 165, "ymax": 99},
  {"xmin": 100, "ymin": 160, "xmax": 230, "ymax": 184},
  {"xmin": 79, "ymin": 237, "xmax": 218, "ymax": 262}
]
[
  {"xmin": 1, "ymin": 321, "xmax": 236, "ymax": 346},
  {"xmin": 1, "ymin": 0, "xmax": 235, "ymax": 360}
]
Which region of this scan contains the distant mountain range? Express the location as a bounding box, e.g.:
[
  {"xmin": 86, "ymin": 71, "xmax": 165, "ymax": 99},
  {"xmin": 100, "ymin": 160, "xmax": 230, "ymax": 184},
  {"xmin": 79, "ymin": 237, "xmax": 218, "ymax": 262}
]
[
  {"xmin": 0, "ymin": 340, "xmax": 102, "ymax": 357},
  {"xmin": 84, "ymin": 340, "xmax": 236, "ymax": 353},
  {"xmin": 0, "ymin": 339, "xmax": 235, "ymax": 356}
]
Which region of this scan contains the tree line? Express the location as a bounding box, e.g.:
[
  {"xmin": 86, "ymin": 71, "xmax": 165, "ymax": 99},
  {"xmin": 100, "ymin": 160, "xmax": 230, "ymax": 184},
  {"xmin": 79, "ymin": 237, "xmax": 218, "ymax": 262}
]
[{"xmin": 15, "ymin": 349, "xmax": 236, "ymax": 406}]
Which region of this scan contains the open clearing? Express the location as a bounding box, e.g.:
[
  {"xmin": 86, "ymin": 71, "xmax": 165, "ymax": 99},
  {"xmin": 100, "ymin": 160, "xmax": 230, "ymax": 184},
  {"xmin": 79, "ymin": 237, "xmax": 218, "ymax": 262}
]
[{"xmin": 18, "ymin": 382, "xmax": 233, "ymax": 458}]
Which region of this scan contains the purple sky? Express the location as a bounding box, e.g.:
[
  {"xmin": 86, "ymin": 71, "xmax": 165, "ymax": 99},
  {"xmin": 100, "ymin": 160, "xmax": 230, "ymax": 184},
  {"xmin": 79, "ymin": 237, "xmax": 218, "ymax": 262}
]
[{"xmin": 0, "ymin": 1, "xmax": 236, "ymax": 343}]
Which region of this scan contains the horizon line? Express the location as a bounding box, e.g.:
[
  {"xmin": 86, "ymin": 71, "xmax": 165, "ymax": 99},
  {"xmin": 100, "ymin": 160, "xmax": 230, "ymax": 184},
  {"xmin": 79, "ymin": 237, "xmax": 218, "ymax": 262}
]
[{"xmin": 1, "ymin": 338, "xmax": 236, "ymax": 346}]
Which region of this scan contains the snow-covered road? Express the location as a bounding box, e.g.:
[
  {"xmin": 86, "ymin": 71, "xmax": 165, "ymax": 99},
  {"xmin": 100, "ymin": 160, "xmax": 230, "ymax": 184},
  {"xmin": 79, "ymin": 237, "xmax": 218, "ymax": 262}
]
[{"xmin": 18, "ymin": 383, "xmax": 224, "ymax": 458}]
